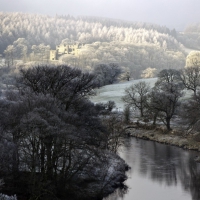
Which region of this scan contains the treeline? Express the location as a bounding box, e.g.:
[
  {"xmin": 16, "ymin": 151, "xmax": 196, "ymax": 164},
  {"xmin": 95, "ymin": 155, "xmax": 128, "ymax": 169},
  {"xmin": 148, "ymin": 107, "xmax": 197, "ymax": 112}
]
[
  {"xmin": 0, "ymin": 12, "xmax": 182, "ymax": 54},
  {"xmin": 123, "ymin": 65, "xmax": 200, "ymax": 131},
  {"xmin": 69, "ymin": 15, "xmax": 177, "ymax": 36},
  {"xmin": 2, "ymin": 39, "xmax": 186, "ymax": 79},
  {"xmin": 0, "ymin": 65, "xmax": 128, "ymax": 200}
]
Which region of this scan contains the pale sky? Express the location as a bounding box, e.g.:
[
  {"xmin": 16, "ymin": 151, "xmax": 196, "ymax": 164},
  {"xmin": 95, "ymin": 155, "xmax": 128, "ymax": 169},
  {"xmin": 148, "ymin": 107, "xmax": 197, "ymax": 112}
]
[{"xmin": 0, "ymin": 0, "xmax": 200, "ymax": 30}]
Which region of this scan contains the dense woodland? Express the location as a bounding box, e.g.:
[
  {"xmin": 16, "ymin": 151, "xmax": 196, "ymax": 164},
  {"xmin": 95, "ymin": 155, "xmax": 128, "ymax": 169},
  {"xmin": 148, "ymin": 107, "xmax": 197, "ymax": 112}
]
[
  {"xmin": 0, "ymin": 12, "xmax": 179, "ymax": 53},
  {"xmin": 0, "ymin": 12, "xmax": 188, "ymax": 79},
  {"xmin": 0, "ymin": 65, "xmax": 128, "ymax": 200}
]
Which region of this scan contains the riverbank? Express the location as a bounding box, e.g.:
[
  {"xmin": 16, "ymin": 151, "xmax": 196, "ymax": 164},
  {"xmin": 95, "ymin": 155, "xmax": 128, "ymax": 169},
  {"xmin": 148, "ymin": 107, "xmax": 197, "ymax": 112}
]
[{"xmin": 125, "ymin": 123, "xmax": 200, "ymax": 151}]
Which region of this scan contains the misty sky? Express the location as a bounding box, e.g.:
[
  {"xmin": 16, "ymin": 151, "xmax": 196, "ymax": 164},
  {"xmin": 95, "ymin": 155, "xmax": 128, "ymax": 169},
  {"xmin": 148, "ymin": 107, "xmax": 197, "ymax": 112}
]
[{"xmin": 1, "ymin": 0, "xmax": 200, "ymax": 30}]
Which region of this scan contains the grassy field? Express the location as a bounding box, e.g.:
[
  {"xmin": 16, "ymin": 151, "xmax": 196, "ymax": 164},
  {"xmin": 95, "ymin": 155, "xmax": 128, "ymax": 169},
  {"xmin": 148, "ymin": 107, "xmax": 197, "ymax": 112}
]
[
  {"xmin": 91, "ymin": 77, "xmax": 193, "ymax": 111},
  {"xmin": 90, "ymin": 78, "xmax": 157, "ymax": 110}
]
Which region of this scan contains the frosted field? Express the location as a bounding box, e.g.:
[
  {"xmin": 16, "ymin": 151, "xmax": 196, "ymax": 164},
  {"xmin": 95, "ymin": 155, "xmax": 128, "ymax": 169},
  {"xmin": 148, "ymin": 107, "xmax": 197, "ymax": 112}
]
[
  {"xmin": 90, "ymin": 78, "xmax": 157, "ymax": 110},
  {"xmin": 90, "ymin": 77, "xmax": 193, "ymax": 111}
]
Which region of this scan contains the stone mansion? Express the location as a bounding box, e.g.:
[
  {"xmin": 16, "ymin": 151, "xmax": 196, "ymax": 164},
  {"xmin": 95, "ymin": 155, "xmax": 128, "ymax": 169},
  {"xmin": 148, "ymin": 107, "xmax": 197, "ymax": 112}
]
[{"xmin": 50, "ymin": 43, "xmax": 83, "ymax": 61}]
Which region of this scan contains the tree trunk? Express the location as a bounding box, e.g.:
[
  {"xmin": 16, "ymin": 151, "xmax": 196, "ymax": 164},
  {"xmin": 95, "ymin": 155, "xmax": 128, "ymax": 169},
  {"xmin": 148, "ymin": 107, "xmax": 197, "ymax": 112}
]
[
  {"xmin": 166, "ymin": 117, "xmax": 171, "ymax": 131},
  {"xmin": 140, "ymin": 107, "xmax": 144, "ymax": 117},
  {"xmin": 153, "ymin": 112, "xmax": 158, "ymax": 125}
]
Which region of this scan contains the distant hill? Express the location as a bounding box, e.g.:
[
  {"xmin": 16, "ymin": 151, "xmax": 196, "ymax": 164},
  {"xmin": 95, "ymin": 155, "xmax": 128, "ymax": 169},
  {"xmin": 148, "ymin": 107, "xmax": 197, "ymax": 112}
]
[
  {"xmin": 0, "ymin": 12, "xmax": 187, "ymax": 79},
  {"xmin": 0, "ymin": 12, "xmax": 181, "ymax": 53}
]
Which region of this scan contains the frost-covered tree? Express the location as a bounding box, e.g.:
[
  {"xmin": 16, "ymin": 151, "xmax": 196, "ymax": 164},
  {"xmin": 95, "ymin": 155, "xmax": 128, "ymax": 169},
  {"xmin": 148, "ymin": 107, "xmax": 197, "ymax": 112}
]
[
  {"xmin": 31, "ymin": 43, "xmax": 50, "ymax": 61},
  {"xmin": 141, "ymin": 67, "xmax": 157, "ymax": 78},
  {"xmin": 108, "ymin": 63, "xmax": 122, "ymax": 83},
  {"xmin": 0, "ymin": 12, "xmax": 186, "ymax": 78},
  {"xmin": 186, "ymin": 51, "xmax": 200, "ymax": 67},
  {"xmin": 156, "ymin": 69, "xmax": 182, "ymax": 85},
  {"xmin": 4, "ymin": 45, "xmax": 14, "ymax": 67},
  {"xmin": 0, "ymin": 13, "xmax": 184, "ymax": 68},
  {"xmin": 94, "ymin": 63, "xmax": 122, "ymax": 86},
  {"xmin": 12, "ymin": 38, "xmax": 28, "ymax": 60}
]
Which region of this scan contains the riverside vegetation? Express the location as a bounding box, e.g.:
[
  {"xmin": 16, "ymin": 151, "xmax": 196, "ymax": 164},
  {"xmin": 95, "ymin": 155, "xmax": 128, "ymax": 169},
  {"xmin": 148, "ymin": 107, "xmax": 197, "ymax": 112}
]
[{"xmin": 0, "ymin": 65, "xmax": 129, "ymax": 200}]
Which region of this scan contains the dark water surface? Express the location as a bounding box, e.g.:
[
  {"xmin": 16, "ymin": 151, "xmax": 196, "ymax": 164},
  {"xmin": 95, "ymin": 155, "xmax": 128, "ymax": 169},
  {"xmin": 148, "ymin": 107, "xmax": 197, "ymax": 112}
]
[{"xmin": 105, "ymin": 138, "xmax": 200, "ymax": 200}]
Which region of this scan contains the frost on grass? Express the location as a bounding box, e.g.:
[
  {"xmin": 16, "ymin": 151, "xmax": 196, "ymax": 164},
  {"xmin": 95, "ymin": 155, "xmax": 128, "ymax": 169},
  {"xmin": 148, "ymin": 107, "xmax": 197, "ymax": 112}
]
[
  {"xmin": 0, "ymin": 194, "xmax": 17, "ymax": 200},
  {"xmin": 91, "ymin": 78, "xmax": 157, "ymax": 109}
]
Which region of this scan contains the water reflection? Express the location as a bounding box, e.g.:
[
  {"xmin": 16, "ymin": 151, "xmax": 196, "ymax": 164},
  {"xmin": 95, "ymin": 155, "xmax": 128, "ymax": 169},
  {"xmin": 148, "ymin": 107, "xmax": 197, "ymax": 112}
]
[{"xmin": 105, "ymin": 138, "xmax": 200, "ymax": 200}]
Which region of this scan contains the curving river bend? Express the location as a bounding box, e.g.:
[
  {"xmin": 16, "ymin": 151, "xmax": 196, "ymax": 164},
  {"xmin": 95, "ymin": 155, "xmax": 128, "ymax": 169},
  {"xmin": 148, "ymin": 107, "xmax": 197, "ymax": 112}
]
[{"xmin": 105, "ymin": 138, "xmax": 200, "ymax": 200}]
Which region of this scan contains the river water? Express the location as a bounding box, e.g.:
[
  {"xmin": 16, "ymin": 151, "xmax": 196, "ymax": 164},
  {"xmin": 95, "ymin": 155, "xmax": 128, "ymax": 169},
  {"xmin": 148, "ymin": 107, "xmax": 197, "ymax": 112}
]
[{"xmin": 105, "ymin": 138, "xmax": 200, "ymax": 200}]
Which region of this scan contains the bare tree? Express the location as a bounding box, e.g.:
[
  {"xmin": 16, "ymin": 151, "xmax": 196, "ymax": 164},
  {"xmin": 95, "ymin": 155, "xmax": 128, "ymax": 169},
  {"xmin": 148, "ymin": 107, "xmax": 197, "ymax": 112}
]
[
  {"xmin": 122, "ymin": 81, "xmax": 150, "ymax": 117},
  {"xmin": 180, "ymin": 91, "xmax": 200, "ymax": 132},
  {"xmin": 123, "ymin": 105, "xmax": 131, "ymax": 124},
  {"xmin": 94, "ymin": 63, "xmax": 122, "ymax": 87},
  {"xmin": 102, "ymin": 113, "xmax": 125, "ymax": 153},
  {"xmin": 179, "ymin": 66, "xmax": 200, "ymax": 96},
  {"xmin": 18, "ymin": 65, "xmax": 97, "ymax": 111},
  {"xmin": 108, "ymin": 63, "xmax": 122, "ymax": 84},
  {"xmin": 156, "ymin": 69, "xmax": 182, "ymax": 85},
  {"xmin": 0, "ymin": 65, "xmax": 128, "ymax": 199},
  {"xmin": 143, "ymin": 69, "xmax": 183, "ymax": 127},
  {"xmin": 149, "ymin": 82, "xmax": 183, "ymax": 130}
]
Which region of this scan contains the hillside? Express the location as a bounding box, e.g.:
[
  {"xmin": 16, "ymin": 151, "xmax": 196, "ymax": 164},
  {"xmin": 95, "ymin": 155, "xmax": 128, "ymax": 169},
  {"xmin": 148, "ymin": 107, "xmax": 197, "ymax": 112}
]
[
  {"xmin": 0, "ymin": 13, "xmax": 179, "ymax": 52},
  {"xmin": 0, "ymin": 12, "xmax": 187, "ymax": 78}
]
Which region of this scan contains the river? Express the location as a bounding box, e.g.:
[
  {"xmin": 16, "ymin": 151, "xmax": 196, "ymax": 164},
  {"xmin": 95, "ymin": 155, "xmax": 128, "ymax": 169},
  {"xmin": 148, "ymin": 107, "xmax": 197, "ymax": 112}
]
[{"xmin": 105, "ymin": 138, "xmax": 200, "ymax": 200}]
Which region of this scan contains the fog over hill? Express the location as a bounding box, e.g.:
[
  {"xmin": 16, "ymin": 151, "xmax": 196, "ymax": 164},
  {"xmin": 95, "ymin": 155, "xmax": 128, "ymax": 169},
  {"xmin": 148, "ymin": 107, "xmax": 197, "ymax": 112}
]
[{"xmin": 1, "ymin": 0, "xmax": 200, "ymax": 30}]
